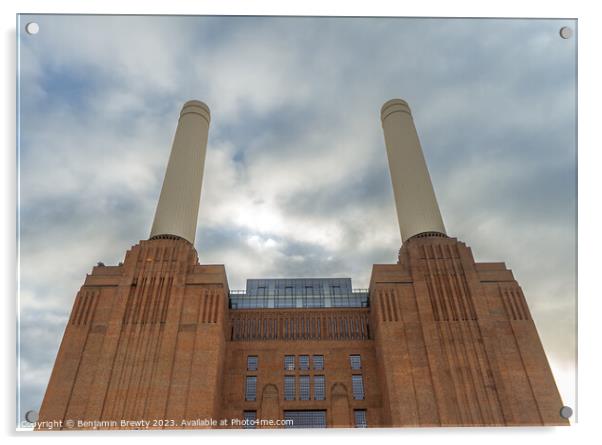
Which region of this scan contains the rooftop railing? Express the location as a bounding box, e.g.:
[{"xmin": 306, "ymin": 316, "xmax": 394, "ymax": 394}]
[{"xmin": 229, "ymin": 289, "xmax": 370, "ymax": 309}]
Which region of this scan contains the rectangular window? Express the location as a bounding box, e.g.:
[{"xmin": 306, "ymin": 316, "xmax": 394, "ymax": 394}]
[
  {"xmin": 300, "ymin": 375, "xmax": 310, "ymax": 400},
  {"xmin": 284, "ymin": 355, "xmax": 295, "ymax": 371},
  {"xmin": 313, "ymin": 355, "xmax": 324, "ymax": 370},
  {"xmin": 299, "ymin": 355, "xmax": 309, "ymax": 370},
  {"xmin": 354, "ymin": 409, "xmax": 367, "ymax": 428},
  {"xmin": 350, "ymin": 354, "xmax": 362, "ymax": 370},
  {"xmin": 352, "ymin": 375, "xmax": 364, "ymax": 400},
  {"xmin": 284, "ymin": 375, "xmax": 296, "ymax": 400},
  {"xmin": 314, "ymin": 375, "xmax": 325, "ymax": 401},
  {"xmin": 243, "ymin": 411, "xmax": 257, "ymax": 429},
  {"xmin": 245, "ymin": 376, "xmax": 257, "ymax": 401},
  {"xmin": 247, "ymin": 355, "xmax": 258, "ymax": 371},
  {"xmin": 284, "ymin": 410, "xmax": 326, "ymax": 428}
]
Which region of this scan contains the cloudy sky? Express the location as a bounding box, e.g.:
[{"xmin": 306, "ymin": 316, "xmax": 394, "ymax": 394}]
[{"xmin": 17, "ymin": 15, "xmax": 576, "ymax": 423}]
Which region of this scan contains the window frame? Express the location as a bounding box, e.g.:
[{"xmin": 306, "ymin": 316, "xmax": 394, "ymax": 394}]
[
  {"xmin": 247, "ymin": 355, "xmax": 258, "ymax": 371},
  {"xmin": 284, "ymin": 355, "xmax": 295, "ymax": 371},
  {"xmin": 284, "ymin": 375, "xmax": 296, "ymax": 401},
  {"xmin": 351, "ymin": 374, "xmax": 365, "ymax": 400},
  {"xmin": 243, "ymin": 410, "xmax": 257, "ymax": 429},
  {"xmin": 245, "ymin": 375, "xmax": 257, "ymax": 401},
  {"xmin": 354, "ymin": 409, "xmax": 367, "ymax": 428},
  {"xmin": 312, "ymin": 354, "xmax": 324, "ymax": 371},
  {"xmin": 314, "ymin": 375, "xmax": 325, "ymax": 401},
  {"xmin": 299, "ymin": 375, "xmax": 311, "ymax": 400},
  {"xmin": 349, "ymin": 354, "xmax": 362, "ymax": 370},
  {"xmin": 299, "ymin": 354, "xmax": 310, "ymax": 370},
  {"xmin": 284, "ymin": 410, "xmax": 327, "ymax": 429}
]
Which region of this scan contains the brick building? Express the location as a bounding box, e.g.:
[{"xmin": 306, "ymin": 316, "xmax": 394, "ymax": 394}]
[{"xmin": 37, "ymin": 99, "xmax": 568, "ymax": 429}]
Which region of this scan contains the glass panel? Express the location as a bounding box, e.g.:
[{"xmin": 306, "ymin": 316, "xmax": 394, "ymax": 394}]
[
  {"xmin": 299, "ymin": 355, "xmax": 309, "ymax": 370},
  {"xmin": 243, "ymin": 411, "xmax": 257, "ymax": 429},
  {"xmin": 284, "ymin": 410, "xmax": 326, "ymax": 429},
  {"xmin": 300, "ymin": 375, "xmax": 310, "ymax": 400},
  {"xmin": 245, "ymin": 376, "xmax": 257, "ymax": 401},
  {"xmin": 284, "ymin": 355, "xmax": 295, "ymax": 371},
  {"xmin": 313, "ymin": 355, "xmax": 324, "ymax": 370},
  {"xmin": 352, "ymin": 375, "xmax": 364, "ymax": 400},
  {"xmin": 247, "ymin": 355, "xmax": 258, "ymax": 371},
  {"xmin": 230, "ymin": 279, "xmax": 367, "ymax": 308},
  {"xmin": 354, "ymin": 410, "xmax": 367, "ymax": 428},
  {"xmin": 284, "ymin": 375, "xmax": 296, "ymax": 401},
  {"xmin": 350, "ymin": 354, "xmax": 362, "ymax": 370},
  {"xmin": 314, "ymin": 375, "xmax": 325, "ymax": 401}
]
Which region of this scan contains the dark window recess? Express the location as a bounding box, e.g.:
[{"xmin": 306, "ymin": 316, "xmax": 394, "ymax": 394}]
[
  {"xmin": 284, "ymin": 375, "xmax": 296, "ymax": 400},
  {"xmin": 284, "ymin": 410, "xmax": 327, "ymax": 428},
  {"xmin": 300, "ymin": 375, "xmax": 310, "ymax": 400},
  {"xmin": 354, "ymin": 409, "xmax": 367, "ymax": 428},
  {"xmin": 350, "ymin": 354, "xmax": 362, "ymax": 370},
  {"xmin": 314, "ymin": 375, "xmax": 325, "ymax": 401},
  {"xmin": 243, "ymin": 411, "xmax": 257, "ymax": 429},
  {"xmin": 313, "ymin": 355, "xmax": 324, "ymax": 370},
  {"xmin": 299, "ymin": 355, "xmax": 309, "ymax": 370},
  {"xmin": 352, "ymin": 375, "xmax": 365, "ymax": 400},
  {"xmin": 284, "ymin": 355, "xmax": 295, "ymax": 371},
  {"xmin": 245, "ymin": 376, "xmax": 257, "ymax": 401},
  {"xmin": 247, "ymin": 355, "xmax": 258, "ymax": 371}
]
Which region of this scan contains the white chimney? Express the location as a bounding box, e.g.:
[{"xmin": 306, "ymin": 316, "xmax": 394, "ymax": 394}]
[
  {"xmin": 150, "ymin": 100, "xmax": 210, "ymax": 244},
  {"xmin": 381, "ymin": 99, "xmax": 446, "ymax": 243}
]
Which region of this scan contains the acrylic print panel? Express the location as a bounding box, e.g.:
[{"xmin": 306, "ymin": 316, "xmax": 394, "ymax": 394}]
[{"xmin": 17, "ymin": 15, "xmax": 577, "ymax": 429}]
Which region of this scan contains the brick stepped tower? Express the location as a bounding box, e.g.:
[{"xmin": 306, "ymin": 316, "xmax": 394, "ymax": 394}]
[{"xmin": 370, "ymin": 236, "xmax": 567, "ymax": 426}]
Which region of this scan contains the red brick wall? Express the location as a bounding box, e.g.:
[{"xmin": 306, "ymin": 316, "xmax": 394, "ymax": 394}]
[
  {"xmin": 221, "ymin": 317, "xmax": 382, "ymax": 428},
  {"xmin": 37, "ymin": 238, "xmax": 229, "ymax": 430},
  {"xmin": 370, "ymin": 236, "xmax": 568, "ymax": 426}
]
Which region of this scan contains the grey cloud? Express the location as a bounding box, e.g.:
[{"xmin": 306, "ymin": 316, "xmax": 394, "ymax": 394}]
[
  {"xmin": 18, "ymin": 310, "xmax": 68, "ymax": 421},
  {"xmin": 277, "ymin": 162, "xmax": 393, "ymax": 219}
]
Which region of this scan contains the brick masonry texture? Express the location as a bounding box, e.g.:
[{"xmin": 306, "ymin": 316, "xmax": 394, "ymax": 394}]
[{"xmin": 36, "ymin": 235, "xmax": 568, "ymax": 429}]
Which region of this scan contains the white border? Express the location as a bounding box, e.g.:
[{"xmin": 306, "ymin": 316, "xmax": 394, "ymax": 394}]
[{"xmin": 3, "ymin": 1, "xmax": 600, "ymax": 444}]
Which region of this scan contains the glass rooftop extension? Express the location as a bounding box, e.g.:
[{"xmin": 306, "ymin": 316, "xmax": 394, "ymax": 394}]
[{"xmin": 229, "ymin": 278, "xmax": 369, "ymax": 309}]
